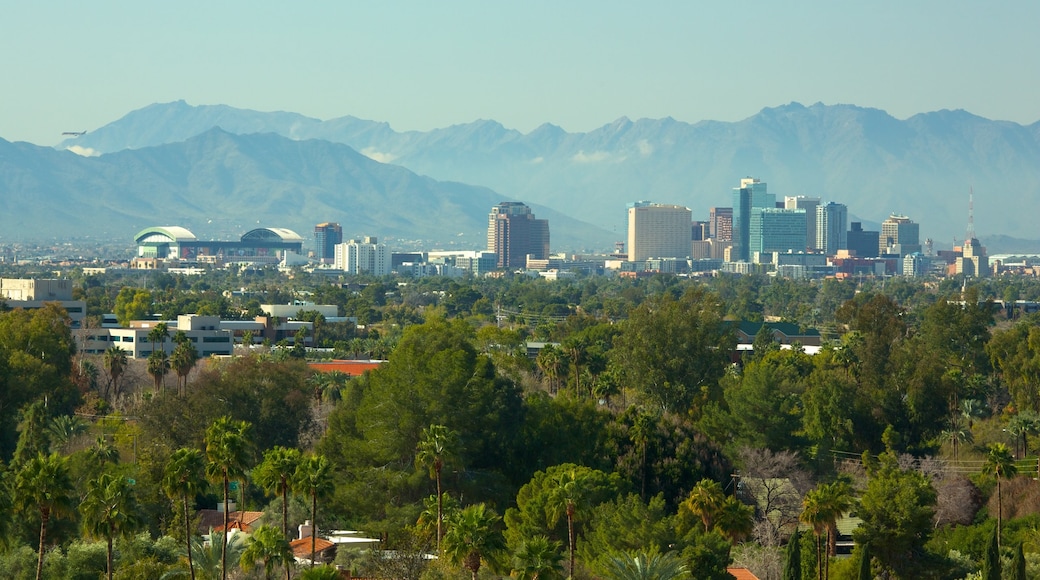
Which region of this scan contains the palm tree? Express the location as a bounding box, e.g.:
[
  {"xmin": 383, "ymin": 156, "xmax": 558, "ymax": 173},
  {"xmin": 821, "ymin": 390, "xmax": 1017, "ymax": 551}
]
[
  {"xmin": 511, "ymin": 536, "xmax": 564, "ymax": 580},
  {"xmin": 293, "ymin": 453, "xmax": 334, "ymax": 568},
  {"xmin": 241, "ymin": 525, "xmax": 294, "ymax": 580},
  {"xmin": 800, "ymin": 488, "xmax": 827, "ymax": 580},
  {"xmin": 681, "ymin": 479, "xmax": 726, "ymax": 532},
  {"xmin": 103, "ymin": 345, "xmax": 128, "ymax": 400},
  {"xmin": 546, "ymin": 467, "xmax": 589, "ymax": 579},
  {"xmin": 254, "ymin": 446, "xmax": 302, "ymax": 544},
  {"xmin": 80, "ymin": 472, "xmax": 144, "ymax": 580},
  {"xmin": 983, "ymin": 442, "xmax": 1018, "ymax": 549},
  {"xmin": 148, "ymin": 321, "xmax": 170, "ymax": 357},
  {"xmin": 961, "ymin": 398, "xmax": 984, "ymax": 430},
  {"xmin": 148, "ymin": 349, "xmax": 171, "ymax": 393},
  {"xmin": 205, "ymin": 417, "xmax": 253, "ymax": 580},
  {"xmin": 88, "ymin": 435, "xmax": 120, "ymax": 466},
  {"xmin": 14, "ymin": 453, "xmax": 75, "ymax": 580},
  {"xmin": 443, "ymin": 503, "xmax": 505, "ymax": 580},
  {"xmin": 536, "ymin": 344, "xmax": 563, "ymax": 394},
  {"xmin": 714, "ymin": 496, "xmax": 755, "ymax": 544},
  {"xmin": 416, "ymin": 424, "xmax": 461, "ymax": 552},
  {"xmin": 162, "ymin": 447, "xmax": 207, "ymax": 580},
  {"xmin": 171, "ymin": 340, "xmax": 199, "ymax": 395},
  {"xmin": 47, "ymin": 414, "xmax": 86, "ymax": 454},
  {"xmin": 939, "ymin": 415, "xmax": 974, "ymax": 461},
  {"xmin": 601, "ymin": 549, "xmax": 689, "ymax": 580},
  {"xmin": 173, "ymin": 531, "xmax": 247, "ymax": 580},
  {"xmin": 817, "ymin": 480, "xmax": 855, "ymax": 579}
]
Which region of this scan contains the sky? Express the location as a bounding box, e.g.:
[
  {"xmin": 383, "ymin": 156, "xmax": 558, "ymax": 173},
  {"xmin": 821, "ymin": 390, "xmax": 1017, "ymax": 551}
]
[{"xmin": 2, "ymin": 1, "xmax": 1038, "ymax": 146}]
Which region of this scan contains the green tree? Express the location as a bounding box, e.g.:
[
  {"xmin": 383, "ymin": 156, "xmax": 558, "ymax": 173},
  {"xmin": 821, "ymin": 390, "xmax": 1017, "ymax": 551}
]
[
  {"xmin": 47, "ymin": 414, "xmax": 86, "ymax": 454},
  {"xmin": 1009, "ymin": 541, "xmax": 1026, "ymax": 580},
  {"xmin": 982, "ymin": 442, "xmax": 1017, "ymax": 549},
  {"xmin": 782, "ymin": 529, "xmax": 800, "ymax": 580},
  {"xmin": 204, "ymin": 417, "xmax": 253, "ymax": 580},
  {"xmin": 293, "ymin": 454, "xmax": 334, "ymax": 568},
  {"xmin": 254, "ymin": 446, "xmax": 302, "ymax": 543},
  {"xmin": 601, "ymin": 549, "xmax": 688, "ymax": 580},
  {"xmin": 855, "ymin": 542, "xmax": 871, "ymax": 580},
  {"xmin": 611, "ymin": 288, "xmax": 734, "ymax": 416},
  {"xmin": 80, "ymin": 473, "xmax": 144, "ymax": 580},
  {"xmin": 162, "ymin": 447, "xmax": 207, "ymax": 580},
  {"xmin": 980, "ymin": 524, "xmax": 1000, "ymax": 580},
  {"xmin": 415, "ymin": 424, "xmax": 461, "ymax": 552},
  {"xmin": 681, "ymin": 479, "xmax": 726, "ymax": 533},
  {"xmin": 853, "ymin": 452, "xmax": 938, "ymax": 578},
  {"xmin": 444, "ymin": 503, "xmax": 505, "ymax": 580},
  {"xmin": 511, "ymin": 536, "xmax": 564, "ymax": 580},
  {"xmin": 113, "ymin": 287, "xmax": 152, "ymax": 327},
  {"xmin": 536, "ymin": 344, "xmax": 564, "ymax": 394},
  {"xmin": 240, "ymin": 525, "xmax": 293, "ymax": 580},
  {"xmin": 14, "ymin": 453, "xmax": 75, "ymax": 580},
  {"xmin": 800, "ymin": 488, "xmax": 827, "ymax": 580},
  {"xmin": 148, "ymin": 321, "xmax": 170, "ymax": 357}
]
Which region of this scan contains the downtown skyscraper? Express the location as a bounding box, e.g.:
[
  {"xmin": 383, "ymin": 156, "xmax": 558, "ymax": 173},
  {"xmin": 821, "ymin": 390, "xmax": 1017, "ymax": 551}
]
[{"xmin": 487, "ymin": 202, "xmax": 550, "ymax": 269}]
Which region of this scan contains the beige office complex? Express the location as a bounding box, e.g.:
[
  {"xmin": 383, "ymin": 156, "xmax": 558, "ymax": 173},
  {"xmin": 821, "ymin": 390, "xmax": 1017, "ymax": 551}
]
[{"xmin": 627, "ymin": 202, "xmax": 692, "ymax": 262}]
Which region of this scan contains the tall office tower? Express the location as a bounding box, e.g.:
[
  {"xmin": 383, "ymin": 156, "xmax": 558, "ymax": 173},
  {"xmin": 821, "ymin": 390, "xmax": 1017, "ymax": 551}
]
[
  {"xmin": 732, "ymin": 178, "xmax": 775, "ymax": 261},
  {"xmin": 334, "ymin": 237, "xmax": 391, "ymax": 275},
  {"xmin": 487, "ymin": 202, "xmax": 550, "ymax": 269},
  {"xmin": 314, "ymin": 222, "xmax": 343, "ymax": 264},
  {"xmin": 880, "ymin": 214, "xmax": 921, "ymax": 256},
  {"xmin": 816, "ymin": 202, "xmax": 848, "ymax": 256},
  {"xmin": 847, "ymin": 222, "xmax": 880, "ymax": 258},
  {"xmin": 709, "ymin": 207, "xmax": 733, "ymax": 241},
  {"xmin": 748, "ymin": 208, "xmax": 806, "ymax": 256},
  {"xmin": 784, "ymin": 196, "xmax": 821, "ymax": 249},
  {"xmin": 627, "ymin": 202, "xmax": 693, "ymax": 262}
]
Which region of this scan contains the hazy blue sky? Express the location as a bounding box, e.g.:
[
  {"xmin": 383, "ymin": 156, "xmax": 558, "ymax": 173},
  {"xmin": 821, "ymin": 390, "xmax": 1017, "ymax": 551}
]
[{"xmin": 3, "ymin": 1, "xmax": 1038, "ymax": 146}]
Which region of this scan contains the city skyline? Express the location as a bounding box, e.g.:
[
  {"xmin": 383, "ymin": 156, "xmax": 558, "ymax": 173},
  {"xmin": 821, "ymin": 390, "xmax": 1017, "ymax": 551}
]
[{"xmin": 2, "ymin": 2, "xmax": 1039, "ymax": 146}]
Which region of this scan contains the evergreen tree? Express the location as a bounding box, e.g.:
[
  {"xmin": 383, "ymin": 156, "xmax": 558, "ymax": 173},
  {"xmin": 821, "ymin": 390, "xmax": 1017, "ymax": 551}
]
[
  {"xmin": 981, "ymin": 525, "xmax": 1000, "ymax": 580},
  {"xmin": 782, "ymin": 529, "xmax": 801, "ymax": 580}
]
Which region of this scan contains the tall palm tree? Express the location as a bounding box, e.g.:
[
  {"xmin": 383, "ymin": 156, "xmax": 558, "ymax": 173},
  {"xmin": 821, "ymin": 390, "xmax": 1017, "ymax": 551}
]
[
  {"xmin": 983, "ymin": 442, "xmax": 1018, "ymax": 549},
  {"xmin": 205, "ymin": 417, "xmax": 253, "ymax": 580},
  {"xmin": 148, "ymin": 349, "xmax": 171, "ymax": 393},
  {"xmin": 601, "ymin": 549, "xmax": 689, "ymax": 580},
  {"xmin": 103, "ymin": 345, "xmax": 128, "ymax": 400},
  {"xmin": 240, "ymin": 525, "xmax": 294, "ymax": 580},
  {"xmin": 293, "ymin": 453, "xmax": 334, "ymax": 568},
  {"xmin": 511, "ymin": 536, "xmax": 564, "ymax": 580},
  {"xmin": 148, "ymin": 321, "xmax": 170, "ymax": 357},
  {"xmin": 714, "ymin": 496, "xmax": 755, "ymax": 544},
  {"xmin": 88, "ymin": 435, "xmax": 120, "ymax": 467},
  {"xmin": 800, "ymin": 489, "xmax": 827, "ymax": 580},
  {"xmin": 443, "ymin": 503, "xmax": 505, "ymax": 580},
  {"xmin": 415, "ymin": 424, "xmax": 461, "ymax": 552},
  {"xmin": 14, "ymin": 453, "xmax": 75, "ymax": 580},
  {"xmin": 47, "ymin": 414, "xmax": 86, "ymax": 454},
  {"xmin": 171, "ymin": 340, "xmax": 199, "ymax": 395},
  {"xmin": 817, "ymin": 480, "xmax": 855, "ymax": 579},
  {"xmin": 546, "ymin": 467, "xmax": 589, "ymax": 579},
  {"xmin": 177, "ymin": 531, "xmax": 247, "ymax": 580},
  {"xmin": 162, "ymin": 447, "xmax": 207, "ymax": 580},
  {"xmin": 254, "ymin": 446, "xmax": 303, "ymax": 545},
  {"xmin": 536, "ymin": 344, "xmax": 563, "ymax": 394},
  {"xmin": 80, "ymin": 472, "xmax": 144, "ymax": 580}
]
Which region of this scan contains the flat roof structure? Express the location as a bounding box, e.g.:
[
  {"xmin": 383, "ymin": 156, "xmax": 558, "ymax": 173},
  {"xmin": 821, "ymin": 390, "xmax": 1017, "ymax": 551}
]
[{"xmin": 135, "ymin": 226, "xmax": 304, "ymax": 264}]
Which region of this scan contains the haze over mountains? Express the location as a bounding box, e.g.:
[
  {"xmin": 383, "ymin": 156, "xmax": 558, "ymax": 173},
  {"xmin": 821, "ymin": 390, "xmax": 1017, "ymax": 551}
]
[{"xmin": 2, "ymin": 101, "xmax": 1038, "ymax": 253}]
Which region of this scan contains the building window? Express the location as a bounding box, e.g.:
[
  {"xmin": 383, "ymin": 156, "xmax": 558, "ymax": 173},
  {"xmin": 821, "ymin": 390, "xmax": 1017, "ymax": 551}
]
[{"xmin": 202, "ymin": 336, "xmax": 230, "ymax": 343}]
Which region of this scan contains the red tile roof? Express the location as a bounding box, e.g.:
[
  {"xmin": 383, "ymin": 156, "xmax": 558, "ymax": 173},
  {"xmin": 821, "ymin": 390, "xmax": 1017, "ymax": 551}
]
[
  {"xmin": 308, "ymin": 360, "xmax": 384, "ymax": 375},
  {"xmin": 290, "ymin": 536, "xmax": 336, "ymax": 559},
  {"xmin": 727, "ymin": 567, "xmax": 760, "ymax": 580}
]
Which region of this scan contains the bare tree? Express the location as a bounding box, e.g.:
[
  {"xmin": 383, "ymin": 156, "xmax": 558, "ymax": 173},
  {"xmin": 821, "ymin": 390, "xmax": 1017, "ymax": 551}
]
[{"xmin": 736, "ymin": 448, "xmax": 812, "ymax": 546}]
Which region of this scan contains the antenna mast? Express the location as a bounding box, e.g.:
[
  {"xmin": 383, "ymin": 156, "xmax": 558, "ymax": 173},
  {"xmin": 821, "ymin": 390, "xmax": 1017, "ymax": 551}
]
[{"xmin": 965, "ymin": 186, "xmax": 976, "ymax": 241}]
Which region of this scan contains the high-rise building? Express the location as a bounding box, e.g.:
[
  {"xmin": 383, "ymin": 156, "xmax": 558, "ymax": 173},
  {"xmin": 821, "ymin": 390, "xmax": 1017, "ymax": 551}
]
[
  {"xmin": 314, "ymin": 222, "xmax": 343, "ymax": 264},
  {"xmin": 847, "ymin": 222, "xmax": 880, "ymax": 258},
  {"xmin": 784, "ymin": 196, "xmax": 820, "ymax": 250},
  {"xmin": 732, "ymin": 178, "xmax": 775, "ymax": 261},
  {"xmin": 880, "ymin": 214, "xmax": 921, "ymax": 256},
  {"xmin": 487, "ymin": 202, "xmax": 550, "ymax": 269},
  {"xmin": 709, "ymin": 207, "xmax": 733, "ymax": 242},
  {"xmin": 692, "ymin": 221, "xmax": 708, "ymax": 241},
  {"xmin": 334, "ymin": 237, "xmax": 390, "ymax": 275},
  {"xmin": 626, "ymin": 202, "xmax": 693, "ymax": 262},
  {"xmin": 748, "ymin": 208, "xmax": 806, "ymax": 257},
  {"xmin": 816, "ymin": 202, "xmax": 848, "ymax": 256}
]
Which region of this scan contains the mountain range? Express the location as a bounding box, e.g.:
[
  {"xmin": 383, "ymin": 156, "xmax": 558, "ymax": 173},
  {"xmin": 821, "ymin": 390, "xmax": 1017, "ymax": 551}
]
[{"xmin": 2, "ymin": 100, "xmax": 1039, "ymax": 253}]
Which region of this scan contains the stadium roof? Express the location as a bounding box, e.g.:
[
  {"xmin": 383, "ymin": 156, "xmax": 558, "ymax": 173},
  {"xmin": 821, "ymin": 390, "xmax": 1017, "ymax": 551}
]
[
  {"xmin": 134, "ymin": 226, "xmax": 198, "ymax": 244},
  {"xmin": 241, "ymin": 228, "xmax": 304, "ymax": 243}
]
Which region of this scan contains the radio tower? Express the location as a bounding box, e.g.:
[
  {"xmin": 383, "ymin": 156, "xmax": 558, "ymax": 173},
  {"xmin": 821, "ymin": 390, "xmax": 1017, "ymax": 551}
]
[{"xmin": 965, "ymin": 186, "xmax": 976, "ymax": 242}]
